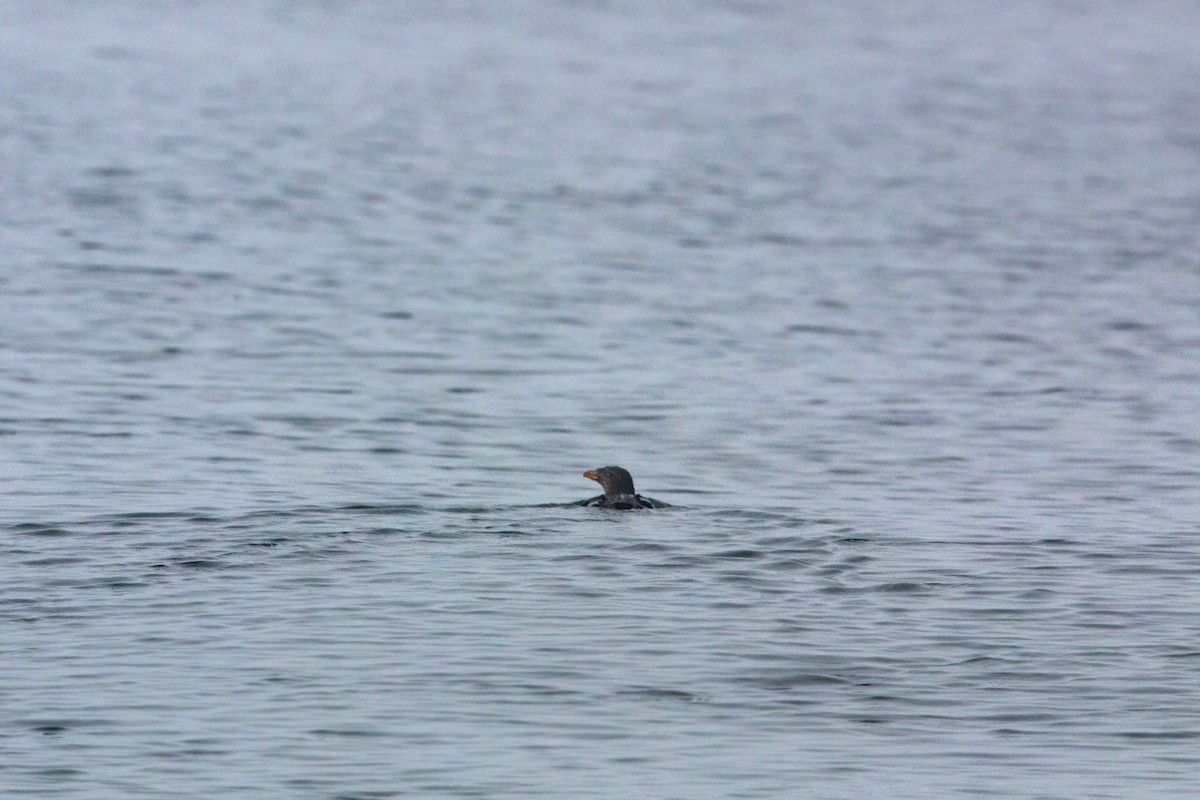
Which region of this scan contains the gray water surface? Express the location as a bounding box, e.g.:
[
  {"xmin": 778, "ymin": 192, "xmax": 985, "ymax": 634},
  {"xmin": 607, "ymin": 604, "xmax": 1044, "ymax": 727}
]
[{"xmin": 3, "ymin": 2, "xmax": 1200, "ymax": 798}]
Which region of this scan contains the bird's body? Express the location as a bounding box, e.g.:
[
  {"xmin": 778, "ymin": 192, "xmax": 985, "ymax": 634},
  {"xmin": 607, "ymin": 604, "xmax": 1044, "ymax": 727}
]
[{"xmin": 578, "ymin": 466, "xmax": 669, "ymax": 509}]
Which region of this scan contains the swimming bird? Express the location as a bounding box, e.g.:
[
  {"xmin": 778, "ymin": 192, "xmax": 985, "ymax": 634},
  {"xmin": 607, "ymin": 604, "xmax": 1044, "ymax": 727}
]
[{"xmin": 578, "ymin": 466, "xmax": 669, "ymax": 509}]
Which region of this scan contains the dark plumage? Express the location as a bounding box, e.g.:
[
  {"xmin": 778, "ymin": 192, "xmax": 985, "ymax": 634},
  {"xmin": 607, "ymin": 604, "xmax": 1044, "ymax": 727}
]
[{"xmin": 578, "ymin": 466, "xmax": 669, "ymax": 509}]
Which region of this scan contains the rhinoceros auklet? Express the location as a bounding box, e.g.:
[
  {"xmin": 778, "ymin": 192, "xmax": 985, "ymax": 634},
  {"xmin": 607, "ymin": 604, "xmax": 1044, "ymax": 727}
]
[{"xmin": 578, "ymin": 466, "xmax": 669, "ymax": 509}]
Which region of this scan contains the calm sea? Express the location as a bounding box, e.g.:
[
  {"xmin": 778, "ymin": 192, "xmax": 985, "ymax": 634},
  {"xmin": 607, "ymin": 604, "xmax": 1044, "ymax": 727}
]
[{"xmin": 3, "ymin": 2, "xmax": 1199, "ymax": 798}]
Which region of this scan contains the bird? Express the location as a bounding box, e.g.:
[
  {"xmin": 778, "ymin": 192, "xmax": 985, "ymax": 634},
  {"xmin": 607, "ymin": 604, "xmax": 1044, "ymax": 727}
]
[{"xmin": 577, "ymin": 466, "xmax": 669, "ymax": 509}]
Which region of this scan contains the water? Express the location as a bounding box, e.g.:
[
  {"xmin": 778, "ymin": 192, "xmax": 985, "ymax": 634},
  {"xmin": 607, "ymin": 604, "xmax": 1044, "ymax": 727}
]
[{"xmin": 3, "ymin": 1, "xmax": 1200, "ymax": 797}]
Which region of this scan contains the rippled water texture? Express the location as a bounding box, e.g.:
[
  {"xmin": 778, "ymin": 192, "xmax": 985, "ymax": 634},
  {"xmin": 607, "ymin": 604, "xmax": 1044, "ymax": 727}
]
[{"xmin": 3, "ymin": 2, "xmax": 1200, "ymax": 798}]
